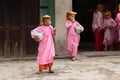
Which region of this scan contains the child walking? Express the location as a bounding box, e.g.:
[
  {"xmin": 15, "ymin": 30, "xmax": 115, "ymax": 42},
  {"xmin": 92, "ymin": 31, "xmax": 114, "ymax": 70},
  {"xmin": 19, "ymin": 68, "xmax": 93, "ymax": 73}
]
[
  {"xmin": 103, "ymin": 11, "xmax": 116, "ymax": 50},
  {"xmin": 66, "ymin": 11, "xmax": 84, "ymax": 61},
  {"xmin": 31, "ymin": 15, "xmax": 56, "ymax": 74}
]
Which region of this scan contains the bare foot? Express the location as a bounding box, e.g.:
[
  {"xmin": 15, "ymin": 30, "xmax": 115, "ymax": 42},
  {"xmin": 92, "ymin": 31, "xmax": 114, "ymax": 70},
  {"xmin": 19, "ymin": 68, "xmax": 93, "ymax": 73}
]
[
  {"xmin": 104, "ymin": 48, "xmax": 107, "ymax": 51},
  {"xmin": 72, "ymin": 57, "xmax": 76, "ymax": 61},
  {"xmin": 36, "ymin": 71, "xmax": 42, "ymax": 74},
  {"xmin": 49, "ymin": 67, "xmax": 54, "ymax": 73}
]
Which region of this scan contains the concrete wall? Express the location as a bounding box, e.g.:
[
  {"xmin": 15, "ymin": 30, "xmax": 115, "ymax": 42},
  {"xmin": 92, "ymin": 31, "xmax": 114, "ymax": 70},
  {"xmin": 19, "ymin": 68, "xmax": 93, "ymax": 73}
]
[{"xmin": 55, "ymin": 0, "xmax": 72, "ymax": 55}]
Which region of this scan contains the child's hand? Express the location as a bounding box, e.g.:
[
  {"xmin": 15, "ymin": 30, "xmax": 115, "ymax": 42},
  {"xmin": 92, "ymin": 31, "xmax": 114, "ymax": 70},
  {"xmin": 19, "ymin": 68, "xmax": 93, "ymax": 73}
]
[
  {"xmin": 80, "ymin": 30, "xmax": 84, "ymax": 32},
  {"xmin": 34, "ymin": 36, "xmax": 39, "ymax": 41},
  {"xmin": 54, "ymin": 28, "xmax": 56, "ymax": 32},
  {"xmin": 72, "ymin": 19, "xmax": 75, "ymax": 22},
  {"xmin": 98, "ymin": 26, "xmax": 101, "ymax": 32},
  {"xmin": 53, "ymin": 28, "xmax": 56, "ymax": 35}
]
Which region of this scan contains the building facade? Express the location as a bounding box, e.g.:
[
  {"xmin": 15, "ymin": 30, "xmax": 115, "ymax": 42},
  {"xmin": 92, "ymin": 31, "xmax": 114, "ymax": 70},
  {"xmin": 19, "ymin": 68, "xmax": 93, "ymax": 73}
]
[{"xmin": 0, "ymin": 0, "xmax": 120, "ymax": 57}]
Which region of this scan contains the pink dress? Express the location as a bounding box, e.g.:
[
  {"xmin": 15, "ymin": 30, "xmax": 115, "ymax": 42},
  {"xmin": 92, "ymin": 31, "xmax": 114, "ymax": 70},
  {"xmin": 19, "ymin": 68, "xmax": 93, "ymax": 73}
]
[
  {"xmin": 92, "ymin": 11, "xmax": 103, "ymax": 32},
  {"xmin": 103, "ymin": 18, "xmax": 116, "ymax": 45},
  {"xmin": 66, "ymin": 20, "xmax": 80, "ymax": 57},
  {"xmin": 115, "ymin": 13, "xmax": 120, "ymax": 41},
  {"xmin": 92, "ymin": 11, "xmax": 104, "ymax": 51},
  {"xmin": 31, "ymin": 25, "xmax": 55, "ymax": 65}
]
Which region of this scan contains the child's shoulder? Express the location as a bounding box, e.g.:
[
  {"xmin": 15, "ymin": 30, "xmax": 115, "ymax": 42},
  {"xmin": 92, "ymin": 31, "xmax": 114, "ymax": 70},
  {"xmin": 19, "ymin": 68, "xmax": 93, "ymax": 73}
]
[
  {"xmin": 66, "ymin": 20, "xmax": 71, "ymax": 23},
  {"xmin": 116, "ymin": 13, "xmax": 120, "ymax": 20},
  {"xmin": 97, "ymin": 11, "xmax": 102, "ymax": 15},
  {"xmin": 75, "ymin": 21, "xmax": 80, "ymax": 24},
  {"xmin": 49, "ymin": 25, "xmax": 54, "ymax": 29},
  {"xmin": 109, "ymin": 18, "xmax": 115, "ymax": 21},
  {"xmin": 35, "ymin": 26, "xmax": 43, "ymax": 30},
  {"xmin": 104, "ymin": 18, "xmax": 114, "ymax": 21},
  {"xmin": 117, "ymin": 13, "xmax": 120, "ymax": 16}
]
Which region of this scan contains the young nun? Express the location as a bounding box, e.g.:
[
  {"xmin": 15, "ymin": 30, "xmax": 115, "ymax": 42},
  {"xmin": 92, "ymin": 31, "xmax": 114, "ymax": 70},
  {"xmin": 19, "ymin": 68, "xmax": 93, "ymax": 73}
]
[
  {"xmin": 103, "ymin": 11, "xmax": 117, "ymax": 50},
  {"xmin": 31, "ymin": 15, "xmax": 56, "ymax": 74},
  {"xmin": 92, "ymin": 4, "xmax": 104, "ymax": 51},
  {"xmin": 115, "ymin": 4, "xmax": 120, "ymax": 49},
  {"xmin": 66, "ymin": 11, "xmax": 84, "ymax": 61}
]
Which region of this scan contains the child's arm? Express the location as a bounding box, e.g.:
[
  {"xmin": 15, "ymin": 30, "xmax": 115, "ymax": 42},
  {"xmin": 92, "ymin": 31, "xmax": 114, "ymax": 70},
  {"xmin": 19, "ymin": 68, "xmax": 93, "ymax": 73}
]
[
  {"xmin": 50, "ymin": 25, "xmax": 56, "ymax": 37},
  {"xmin": 31, "ymin": 29, "xmax": 37, "ymax": 39},
  {"xmin": 111, "ymin": 19, "xmax": 117, "ymax": 27},
  {"xmin": 103, "ymin": 20, "xmax": 107, "ymax": 29},
  {"xmin": 34, "ymin": 36, "xmax": 40, "ymax": 41},
  {"xmin": 31, "ymin": 27, "xmax": 41, "ymax": 39},
  {"xmin": 115, "ymin": 16, "xmax": 119, "ymax": 23},
  {"xmin": 66, "ymin": 20, "xmax": 72, "ymax": 29},
  {"xmin": 97, "ymin": 12, "xmax": 103, "ymax": 29},
  {"xmin": 115, "ymin": 13, "xmax": 120, "ymax": 23}
]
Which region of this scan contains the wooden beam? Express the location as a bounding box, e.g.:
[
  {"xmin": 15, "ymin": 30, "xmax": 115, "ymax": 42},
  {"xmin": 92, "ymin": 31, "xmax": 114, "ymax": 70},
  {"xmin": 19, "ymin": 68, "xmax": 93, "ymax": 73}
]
[
  {"xmin": 3, "ymin": 1, "xmax": 10, "ymax": 57},
  {"xmin": 0, "ymin": 28, "xmax": 3, "ymax": 56},
  {"xmin": 20, "ymin": 0, "xmax": 26, "ymax": 57}
]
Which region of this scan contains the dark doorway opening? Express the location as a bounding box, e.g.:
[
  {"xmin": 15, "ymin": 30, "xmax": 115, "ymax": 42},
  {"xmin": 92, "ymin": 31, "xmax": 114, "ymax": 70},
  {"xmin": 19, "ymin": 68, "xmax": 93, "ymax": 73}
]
[{"xmin": 72, "ymin": 0, "xmax": 119, "ymax": 51}]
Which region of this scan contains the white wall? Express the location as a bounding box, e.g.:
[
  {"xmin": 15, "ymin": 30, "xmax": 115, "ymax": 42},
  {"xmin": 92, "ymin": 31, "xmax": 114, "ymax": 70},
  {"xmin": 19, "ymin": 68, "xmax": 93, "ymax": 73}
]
[{"xmin": 55, "ymin": 0, "xmax": 72, "ymax": 55}]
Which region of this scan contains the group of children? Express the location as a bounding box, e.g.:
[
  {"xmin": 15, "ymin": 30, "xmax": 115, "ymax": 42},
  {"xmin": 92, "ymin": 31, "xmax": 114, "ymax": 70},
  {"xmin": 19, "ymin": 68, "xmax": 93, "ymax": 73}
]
[
  {"xmin": 30, "ymin": 3, "xmax": 120, "ymax": 74},
  {"xmin": 31, "ymin": 11, "xmax": 83, "ymax": 74},
  {"xmin": 92, "ymin": 4, "xmax": 120, "ymax": 51}
]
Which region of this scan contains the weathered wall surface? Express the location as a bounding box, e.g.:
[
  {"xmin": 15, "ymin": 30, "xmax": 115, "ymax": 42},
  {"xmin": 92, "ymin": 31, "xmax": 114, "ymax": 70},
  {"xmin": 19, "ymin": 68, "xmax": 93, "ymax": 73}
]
[{"xmin": 55, "ymin": 0, "xmax": 72, "ymax": 55}]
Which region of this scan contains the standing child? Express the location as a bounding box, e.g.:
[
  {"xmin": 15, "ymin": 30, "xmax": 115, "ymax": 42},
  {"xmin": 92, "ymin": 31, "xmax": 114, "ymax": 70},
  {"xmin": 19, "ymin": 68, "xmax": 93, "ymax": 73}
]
[
  {"xmin": 115, "ymin": 4, "xmax": 120, "ymax": 49},
  {"xmin": 92, "ymin": 4, "xmax": 104, "ymax": 51},
  {"xmin": 103, "ymin": 11, "xmax": 116, "ymax": 50},
  {"xmin": 66, "ymin": 11, "xmax": 84, "ymax": 61},
  {"xmin": 31, "ymin": 15, "xmax": 56, "ymax": 74}
]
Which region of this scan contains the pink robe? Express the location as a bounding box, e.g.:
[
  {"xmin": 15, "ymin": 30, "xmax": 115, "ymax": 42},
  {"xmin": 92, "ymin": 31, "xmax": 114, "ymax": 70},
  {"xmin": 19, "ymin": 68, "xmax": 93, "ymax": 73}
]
[
  {"xmin": 31, "ymin": 25, "xmax": 55, "ymax": 65},
  {"xmin": 92, "ymin": 11, "xmax": 103, "ymax": 31},
  {"xmin": 92, "ymin": 11, "xmax": 104, "ymax": 51},
  {"xmin": 103, "ymin": 18, "xmax": 116, "ymax": 45},
  {"xmin": 115, "ymin": 13, "xmax": 120, "ymax": 41},
  {"xmin": 66, "ymin": 20, "xmax": 80, "ymax": 57}
]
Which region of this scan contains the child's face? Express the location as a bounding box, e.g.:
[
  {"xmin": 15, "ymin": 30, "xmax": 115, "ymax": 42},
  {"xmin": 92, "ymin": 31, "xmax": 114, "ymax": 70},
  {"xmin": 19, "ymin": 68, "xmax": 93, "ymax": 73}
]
[
  {"xmin": 43, "ymin": 18, "xmax": 51, "ymax": 26},
  {"xmin": 97, "ymin": 4, "xmax": 103, "ymax": 12},
  {"xmin": 106, "ymin": 15, "xmax": 111, "ymax": 19},
  {"xmin": 68, "ymin": 14, "xmax": 75, "ymax": 21}
]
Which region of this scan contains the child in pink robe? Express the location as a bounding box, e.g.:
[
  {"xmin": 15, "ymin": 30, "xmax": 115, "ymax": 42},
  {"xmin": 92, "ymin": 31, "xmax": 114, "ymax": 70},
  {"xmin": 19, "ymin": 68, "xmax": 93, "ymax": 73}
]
[
  {"xmin": 66, "ymin": 11, "xmax": 84, "ymax": 61},
  {"xmin": 92, "ymin": 4, "xmax": 104, "ymax": 51},
  {"xmin": 103, "ymin": 11, "xmax": 116, "ymax": 50},
  {"xmin": 31, "ymin": 15, "xmax": 56, "ymax": 74},
  {"xmin": 115, "ymin": 4, "xmax": 120, "ymax": 49}
]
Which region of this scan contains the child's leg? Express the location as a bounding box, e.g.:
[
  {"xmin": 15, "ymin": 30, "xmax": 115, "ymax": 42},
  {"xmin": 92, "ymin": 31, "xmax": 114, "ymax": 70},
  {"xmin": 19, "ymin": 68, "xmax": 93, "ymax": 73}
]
[
  {"xmin": 110, "ymin": 44, "xmax": 113, "ymax": 50},
  {"xmin": 36, "ymin": 65, "xmax": 42, "ymax": 74},
  {"xmin": 71, "ymin": 47, "xmax": 77, "ymax": 61},
  {"xmin": 104, "ymin": 44, "xmax": 108, "ymax": 51},
  {"xmin": 69, "ymin": 52, "xmax": 76, "ymax": 61},
  {"xmin": 118, "ymin": 41, "xmax": 120, "ymax": 49},
  {"xmin": 72, "ymin": 56, "xmax": 76, "ymax": 61},
  {"xmin": 49, "ymin": 66, "xmax": 54, "ymax": 73}
]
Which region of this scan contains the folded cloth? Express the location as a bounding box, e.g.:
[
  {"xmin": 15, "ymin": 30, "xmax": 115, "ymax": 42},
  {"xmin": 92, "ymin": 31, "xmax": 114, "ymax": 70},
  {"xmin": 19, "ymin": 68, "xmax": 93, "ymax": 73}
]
[
  {"xmin": 32, "ymin": 29, "xmax": 43, "ymax": 41},
  {"xmin": 75, "ymin": 25, "xmax": 84, "ymax": 34}
]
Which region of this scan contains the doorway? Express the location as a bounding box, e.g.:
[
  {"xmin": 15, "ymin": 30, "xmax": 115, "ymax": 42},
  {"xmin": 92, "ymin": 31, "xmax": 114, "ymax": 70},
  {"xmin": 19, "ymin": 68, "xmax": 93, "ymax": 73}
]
[{"xmin": 72, "ymin": 0, "xmax": 118, "ymax": 51}]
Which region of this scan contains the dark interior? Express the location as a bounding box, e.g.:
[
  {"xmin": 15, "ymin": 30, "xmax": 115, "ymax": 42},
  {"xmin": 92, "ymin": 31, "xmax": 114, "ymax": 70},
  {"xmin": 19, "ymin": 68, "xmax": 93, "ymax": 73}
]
[{"xmin": 72, "ymin": 0, "xmax": 120, "ymax": 51}]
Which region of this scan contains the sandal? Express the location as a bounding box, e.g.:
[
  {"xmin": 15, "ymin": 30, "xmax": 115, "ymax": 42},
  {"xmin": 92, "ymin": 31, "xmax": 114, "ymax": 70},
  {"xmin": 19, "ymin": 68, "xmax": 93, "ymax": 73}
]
[{"xmin": 49, "ymin": 70, "xmax": 54, "ymax": 73}]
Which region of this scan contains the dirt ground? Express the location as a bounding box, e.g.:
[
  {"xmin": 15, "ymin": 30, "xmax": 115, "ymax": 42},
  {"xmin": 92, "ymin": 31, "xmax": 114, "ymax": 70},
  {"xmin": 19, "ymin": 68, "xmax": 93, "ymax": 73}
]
[{"xmin": 0, "ymin": 52, "xmax": 120, "ymax": 80}]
